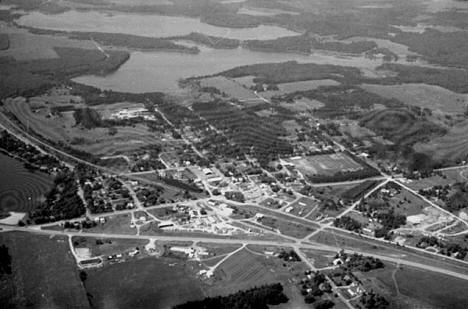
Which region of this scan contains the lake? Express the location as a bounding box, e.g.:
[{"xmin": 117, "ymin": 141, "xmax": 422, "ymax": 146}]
[
  {"xmin": 73, "ymin": 46, "xmax": 398, "ymax": 93},
  {"xmin": 16, "ymin": 10, "xmax": 299, "ymax": 40}
]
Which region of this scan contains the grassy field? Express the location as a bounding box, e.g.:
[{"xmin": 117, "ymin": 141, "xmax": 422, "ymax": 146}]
[
  {"xmin": 414, "ymin": 119, "xmax": 468, "ymax": 164},
  {"xmin": 279, "ymin": 97, "xmax": 325, "ymax": 112},
  {"xmin": 387, "ymin": 187, "xmax": 429, "ymax": 216},
  {"xmin": 83, "ymin": 257, "xmax": 205, "ymax": 309},
  {"xmin": 0, "ymin": 153, "xmax": 53, "ymax": 217},
  {"xmin": 262, "ymin": 79, "xmax": 340, "ymax": 99},
  {"xmin": 360, "ymin": 264, "xmax": 468, "ymax": 309},
  {"xmin": 361, "ymin": 109, "xmax": 449, "ymax": 157},
  {"xmin": 0, "ymin": 232, "xmax": 89, "ymax": 308},
  {"xmin": 405, "ymin": 172, "xmax": 466, "ymax": 191},
  {"xmin": 3, "ymin": 95, "xmax": 161, "ymax": 156},
  {"xmin": 73, "ymin": 236, "xmax": 148, "ymax": 257},
  {"xmin": 287, "ymin": 197, "xmax": 320, "ymax": 217},
  {"xmin": 300, "ymin": 248, "xmax": 336, "ymax": 268},
  {"xmin": 0, "ymin": 26, "xmax": 96, "ymax": 61},
  {"xmin": 362, "ymin": 83, "xmax": 468, "ymax": 114},
  {"xmin": 196, "ymin": 242, "xmax": 242, "ymax": 256},
  {"xmin": 199, "ymin": 76, "xmax": 257, "ymax": 101},
  {"xmin": 259, "ymin": 216, "xmax": 314, "ymax": 238},
  {"xmin": 287, "ymin": 153, "xmax": 362, "ymax": 176},
  {"xmin": 84, "ymin": 213, "xmax": 135, "ymax": 235},
  {"xmin": 209, "ymin": 247, "xmax": 311, "ymax": 307},
  {"xmin": 211, "ymin": 249, "xmax": 278, "ymax": 296}
]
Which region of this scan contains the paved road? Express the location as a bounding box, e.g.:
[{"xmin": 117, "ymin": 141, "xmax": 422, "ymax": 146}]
[
  {"xmin": 3, "ymin": 104, "xmax": 468, "ymax": 299},
  {"xmin": 3, "ymin": 224, "xmax": 468, "ymax": 281}
]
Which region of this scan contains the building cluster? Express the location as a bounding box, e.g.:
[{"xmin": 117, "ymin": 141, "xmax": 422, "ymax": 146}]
[
  {"xmin": 83, "ymin": 175, "xmax": 134, "ymax": 213},
  {"xmin": 109, "ymin": 107, "xmax": 156, "ymax": 121},
  {"xmin": 156, "ymin": 202, "xmax": 240, "ymax": 235}
]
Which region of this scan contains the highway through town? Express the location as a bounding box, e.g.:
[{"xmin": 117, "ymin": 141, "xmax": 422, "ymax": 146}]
[{"xmin": 3, "ymin": 106, "xmax": 468, "ymax": 309}]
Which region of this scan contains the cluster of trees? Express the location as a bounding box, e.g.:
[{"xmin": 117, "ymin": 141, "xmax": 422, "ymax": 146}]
[
  {"xmin": 1, "ymin": 47, "xmax": 129, "ymax": 99},
  {"xmin": 307, "ymin": 167, "xmax": 380, "ymax": 184},
  {"xmin": 445, "ymin": 183, "xmax": 468, "ymax": 213},
  {"xmin": 358, "ymin": 291, "xmax": 389, "ymax": 309},
  {"xmin": 30, "ymin": 171, "xmax": 86, "ymax": 224},
  {"xmin": 418, "ymin": 184, "xmax": 450, "ymax": 204},
  {"xmin": 373, "ymin": 210, "xmax": 406, "ymax": 239},
  {"xmin": 339, "ymin": 252, "xmax": 384, "ymax": 272},
  {"xmin": 0, "ymin": 130, "xmax": 61, "ymax": 173},
  {"xmin": 0, "ymin": 245, "xmax": 11, "ymax": 276},
  {"xmin": 136, "ymin": 187, "xmax": 165, "ymax": 207},
  {"xmin": 416, "ymin": 236, "xmax": 467, "ymax": 260},
  {"xmin": 334, "ymin": 216, "xmax": 362, "ymax": 233},
  {"xmin": 63, "ymin": 220, "xmax": 97, "ymax": 230},
  {"xmin": 174, "ymin": 283, "xmax": 289, "ymax": 309},
  {"xmin": 73, "ymin": 107, "xmax": 102, "ymax": 129},
  {"xmin": 299, "ymin": 271, "xmax": 334, "ymax": 307},
  {"xmin": 357, "ymin": 199, "xmax": 406, "ymax": 239},
  {"xmin": 278, "ymin": 249, "xmax": 301, "ymax": 262},
  {"xmin": 220, "ymin": 62, "xmax": 361, "ymax": 86},
  {"xmin": 224, "ymin": 191, "xmax": 245, "ymax": 203},
  {"xmin": 160, "ymin": 177, "xmax": 203, "ymax": 193},
  {"xmin": 341, "ymin": 181, "xmax": 378, "ymax": 202},
  {"xmin": 246, "ymin": 34, "xmax": 377, "ymax": 56}
]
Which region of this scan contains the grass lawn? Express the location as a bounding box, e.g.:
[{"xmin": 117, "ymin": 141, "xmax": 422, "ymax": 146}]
[
  {"xmin": 388, "ymin": 187, "xmax": 429, "ymax": 216},
  {"xmin": 259, "ymin": 216, "xmax": 315, "ymax": 238},
  {"xmin": 0, "ymin": 231, "xmax": 89, "ymax": 308},
  {"xmin": 288, "ymin": 197, "xmax": 320, "ymax": 217},
  {"xmin": 84, "ymin": 257, "xmax": 205, "ymax": 309},
  {"xmin": 73, "ymin": 236, "xmax": 148, "ymax": 257},
  {"xmin": 288, "ymin": 153, "xmax": 362, "ymax": 176},
  {"xmin": 358, "ymin": 264, "xmax": 468, "ymax": 309},
  {"xmin": 85, "ymin": 213, "xmax": 135, "ymax": 235}
]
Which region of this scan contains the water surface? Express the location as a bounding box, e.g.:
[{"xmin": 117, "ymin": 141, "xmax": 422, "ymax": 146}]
[
  {"xmin": 17, "ymin": 10, "xmax": 299, "ymax": 40},
  {"xmin": 73, "ymin": 46, "xmax": 407, "ymax": 93}
]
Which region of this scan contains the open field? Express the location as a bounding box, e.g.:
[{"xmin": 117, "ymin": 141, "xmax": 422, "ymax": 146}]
[
  {"xmin": 83, "ymin": 257, "xmax": 205, "ymax": 309},
  {"xmin": 287, "ymin": 197, "xmax": 320, "ymax": 217},
  {"xmin": 199, "ymin": 76, "xmax": 257, "ymax": 101},
  {"xmin": 414, "ymin": 119, "xmax": 468, "ymax": 164},
  {"xmin": 259, "ymin": 216, "xmax": 315, "ymax": 238},
  {"xmin": 0, "ymin": 26, "xmax": 96, "ymax": 61},
  {"xmin": 279, "ymin": 97, "xmax": 325, "ymax": 112},
  {"xmin": 287, "ymin": 153, "xmax": 362, "ymax": 176},
  {"xmin": 73, "ymin": 236, "xmax": 148, "ymax": 257},
  {"xmin": 3, "ymin": 96, "xmax": 161, "ymax": 156},
  {"xmin": 404, "ymin": 172, "xmax": 466, "ymax": 191},
  {"xmin": 387, "ymin": 187, "xmax": 429, "ymax": 216},
  {"xmin": 361, "ymin": 264, "xmax": 468, "ymax": 309},
  {"xmin": 362, "ymin": 83, "xmax": 468, "ymax": 114},
  {"xmin": 211, "ymin": 248, "xmax": 278, "ymax": 296},
  {"xmin": 85, "ymin": 213, "xmax": 135, "ymax": 235},
  {"xmin": 209, "ymin": 247, "xmax": 310, "ymax": 306},
  {"xmin": 0, "ymin": 153, "xmax": 53, "ymax": 216},
  {"xmin": 262, "ymin": 79, "xmax": 340, "ymax": 99},
  {"xmin": 360, "ymin": 108, "xmax": 446, "ymax": 147},
  {"xmin": 196, "ymin": 242, "xmax": 242, "ymax": 256},
  {"xmin": 300, "ymin": 248, "xmax": 336, "ymax": 268},
  {"xmin": 0, "ymin": 231, "xmax": 89, "ymax": 308}
]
